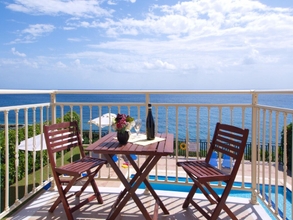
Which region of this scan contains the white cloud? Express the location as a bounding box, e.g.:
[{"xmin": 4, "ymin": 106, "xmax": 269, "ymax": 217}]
[
  {"xmin": 68, "ymin": 38, "xmax": 81, "ymax": 42},
  {"xmin": 144, "ymin": 60, "xmax": 176, "ymax": 70},
  {"xmin": 6, "ymin": 0, "xmax": 113, "ymax": 17},
  {"xmin": 1, "ymin": 58, "xmax": 38, "ymax": 68},
  {"xmin": 23, "ymin": 59, "xmax": 38, "ymax": 68},
  {"xmin": 56, "ymin": 61, "xmax": 66, "ymax": 68},
  {"xmin": 107, "ymin": 0, "xmax": 118, "ymax": 5},
  {"xmin": 74, "ymin": 59, "xmax": 80, "ymax": 66},
  {"xmin": 63, "ymin": 27, "xmax": 76, "ymax": 30},
  {"xmin": 22, "ymin": 24, "xmax": 55, "ymax": 37},
  {"xmin": 67, "ymin": 37, "xmax": 89, "ymax": 42},
  {"xmin": 1, "ymin": 0, "xmax": 293, "ymax": 90},
  {"xmin": 92, "ymin": 0, "xmax": 293, "ymax": 45},
  {"xmin": 11, "ymin": 47, "xmax": 26, "ymax": 57},
  {"xmin": 7, "ymin": 24, "xmax": 55, "ymax": 44}
]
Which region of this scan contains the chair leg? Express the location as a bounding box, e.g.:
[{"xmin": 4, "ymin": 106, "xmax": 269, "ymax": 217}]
[
  {"xmin": 199, "ymin": 183, "xmax": 217, "ymax": 205},
  {"xmin": 61, "ymin": 199, "xmax": 74, "ymax": 220},
  {"xmin": 75, "ymin": 176, "xmax": 91, "ymax": 197},
  {"xmin": 183, "ymin": 179, "xmax": 237, "ymax": 220},
  {"xmin": 204, "ymin": 183, "xmax": 238, "ymax": 220},
  {"xmin": 182, "ymin": 184, "xmax": 198, "ymax": 208},
  {"xmin": 75, "ymin": 165, "xmax": 104, "ymax": 204},
  {"xmin": 90, "ymin": 173, "xmax": 103, "ymax": 204},
  {"xmin": 207, "ymin": 186, "xmax": 237, "ymax": 220},
  {"xmin": 190, "ymin": 200, "xmax": 211, "ymax": 219},
  {"xmin": 49, "ymin": 175, "xmax": 77, "ymax": 212},
  {"xmin": 50, "ymin": 184, "xmax": 75, "ymax": 220}
]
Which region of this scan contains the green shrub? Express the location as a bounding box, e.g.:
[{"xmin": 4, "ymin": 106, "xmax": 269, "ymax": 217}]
[
  {"xmin": 0, "ymin": 124, "xmax": 48, "ymax": 190},
  {"xmin": 56, "ymin": 111, "xmax": 80, "ymax": 125},
  {"xmin": 0, "ymin": 110, "xmax": 80, "ymax": 190},
  {"xmin": 281, "ymin": 123, "xmax": 292, "ymax": 171}
]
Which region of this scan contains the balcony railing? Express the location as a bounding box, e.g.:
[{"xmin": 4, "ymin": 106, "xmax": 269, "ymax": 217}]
[{"xmin": 0, "ymin": 89, "xmax": 293, "ymax": 219}]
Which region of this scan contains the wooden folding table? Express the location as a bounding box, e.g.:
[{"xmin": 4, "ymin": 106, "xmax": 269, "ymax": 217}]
[{"xmin": 86, "ymin": 132, "xmax": 174, "ymax": 220}]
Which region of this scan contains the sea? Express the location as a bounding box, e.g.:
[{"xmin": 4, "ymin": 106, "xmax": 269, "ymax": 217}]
[{"xmin": 1, "ymin": 93, "xmax": 293, "ymax": 141}]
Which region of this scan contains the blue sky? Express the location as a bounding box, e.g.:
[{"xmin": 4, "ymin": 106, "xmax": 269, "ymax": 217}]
[{"xmin": 0, "ymin": 0, "xmax": 292, "ymax": 90}]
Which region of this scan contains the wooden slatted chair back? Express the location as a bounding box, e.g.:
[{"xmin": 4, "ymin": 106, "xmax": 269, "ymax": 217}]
[
  {"xmin": 44, "ymin": 121, "xmax": 85, "ymax": 166},
  {"xmin": 205, "ymin": 123, "xmax": 248, "ymax": 171}
]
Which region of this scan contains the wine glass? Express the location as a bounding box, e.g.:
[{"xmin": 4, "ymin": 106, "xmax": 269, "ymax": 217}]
[{"xmin": 134, "ymin": 119, "xmax": 142, "ymax": 137}]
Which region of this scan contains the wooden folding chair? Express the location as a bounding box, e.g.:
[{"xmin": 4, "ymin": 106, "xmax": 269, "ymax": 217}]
[
  {"xmin": 177, "ymin": 123, "xmax": 249, "ymax": 220},
  {"xmin": 43, "ymin": 121, "xmax": 107, "ymax": 220}
]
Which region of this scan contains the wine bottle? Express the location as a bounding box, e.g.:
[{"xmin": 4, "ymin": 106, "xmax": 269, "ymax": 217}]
[{"xmin": 146, "ymin": 103, "xmax": 155, "ymax": 140}]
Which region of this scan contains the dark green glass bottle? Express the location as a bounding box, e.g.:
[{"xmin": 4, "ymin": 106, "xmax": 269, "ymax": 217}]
[{"xmin": 146, "ymin": 103, "xmax": 155, "ymax": 140}]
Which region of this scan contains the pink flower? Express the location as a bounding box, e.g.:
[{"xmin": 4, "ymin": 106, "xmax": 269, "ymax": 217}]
[{"xmin": 112, "ymin": 113, "xmax": 134, "ymax": 133}]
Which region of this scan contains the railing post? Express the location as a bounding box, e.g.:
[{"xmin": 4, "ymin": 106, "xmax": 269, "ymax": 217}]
[
  {"xmin": 14, "ymin": 109, "xmax": 20, "ymax": 205},
  {"xmin": 250, "ymin": 92, "xmax": 258, "ymax": 204},
  {"xmin": 4, "ymin": 110, "xmax": 9, "ymax": 211},
  {"xmin": 50, "ymin": 92, "xmax": 57, "ymax": 124},
  {"xmin": 144, "ymin": 93, "xmax": 150, "ymax": 195},
  {"xmin": 24, "ymin": 108, "xmax": 28, "ymax": 196},
  {"xmin": 50, "ymin": 92, "xmax": 57, "ymax": 190}
]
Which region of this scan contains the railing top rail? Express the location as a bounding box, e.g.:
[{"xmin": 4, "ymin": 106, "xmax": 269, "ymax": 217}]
[
  {"xmin": 256, "ymin": 104, "xmax": 293, "ymax": 113},
  {"xmin": 48, "ymin": 89, "xmax": 293, "ymax": 95},
  {"xmin": 53, "ymin": 90, "xmax": 255, "ymax": 95},
  {"xmin": 0, "ymin": 89, "xmax": 54, "ymax": 94},
  {"xmin": 0, "ymin": 103, "xmax": 50, "ymax": 111},
  {"xmin": 1, "ymin": 89, "xmax": 293, "ymax": 95},
  {"xmin": 55, "ymin": 102, "xmax": 252, "ymax": 108}
]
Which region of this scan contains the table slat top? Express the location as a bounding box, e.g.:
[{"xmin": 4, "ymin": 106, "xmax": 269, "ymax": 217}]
[{"xmin": 86, "ymin": 133, "xmax": 174, "ymax": 156}]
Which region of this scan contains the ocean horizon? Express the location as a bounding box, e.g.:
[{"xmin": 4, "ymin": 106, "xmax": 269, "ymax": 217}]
[{"xmin": 1, "ymin": 93, "xmax": 293, "ymax": 141}]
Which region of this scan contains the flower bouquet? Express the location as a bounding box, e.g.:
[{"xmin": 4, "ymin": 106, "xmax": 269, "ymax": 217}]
[{"xmin": 112, "ymin": 113, "xmax": 135, "ymax": 144}]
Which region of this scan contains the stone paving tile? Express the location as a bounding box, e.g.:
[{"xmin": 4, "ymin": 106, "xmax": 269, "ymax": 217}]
[{"xmin": 6, "ymin": 155, "xmax": 278, "ymax": 220}]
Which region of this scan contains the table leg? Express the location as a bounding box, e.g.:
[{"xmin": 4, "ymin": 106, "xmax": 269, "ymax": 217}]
[
  {"xmin": 126, "ymin": 155, "xmax": 169, "ymax": 214},
  {"xmin": 111, "ymin": 155, "xmax": 154, "ymax": 203},
  {"xmin": 108, "ymin": 155, "xmax": 153, "ymax": 209},
  {"xmin": 104, "ymin": 154, "xmax": 153, "ymax": 220}
]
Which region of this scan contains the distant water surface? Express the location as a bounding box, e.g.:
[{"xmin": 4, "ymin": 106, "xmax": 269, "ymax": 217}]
[{"xmin": 1, "ymin": 93, "xmax": 293, "ymax": 141}]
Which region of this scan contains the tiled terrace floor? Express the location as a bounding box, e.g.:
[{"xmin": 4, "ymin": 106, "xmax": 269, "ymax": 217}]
[
  {"xmin": 7, "ymin": 185, "xmax": 271, "ymax": 220},
  {"xmin": 6, "ymin": 156, "xmax": 283, "ymax": 220}
]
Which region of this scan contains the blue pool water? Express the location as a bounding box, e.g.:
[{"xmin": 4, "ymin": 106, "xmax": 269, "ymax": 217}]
[{"xmin": 132, "ymin": 175, "xmax": 292, "ymax": 220}]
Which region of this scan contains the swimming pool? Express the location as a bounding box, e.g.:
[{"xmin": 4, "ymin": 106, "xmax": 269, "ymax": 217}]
[{"xmin": 132, "ymin": 175, "xmax": 291, "ymax": 220}]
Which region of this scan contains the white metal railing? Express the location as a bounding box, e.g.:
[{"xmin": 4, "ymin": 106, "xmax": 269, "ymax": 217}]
[
  {"xmin": 1, "ymin": 89, "xmax": 293, "ymax": 219},
  {"xmin": 254, "ymin": 104, "xmax": 293, "ymax": 219},
  {"xmin": 0, "ymin": 102, "xmax": 51, "ymax": 218}
]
